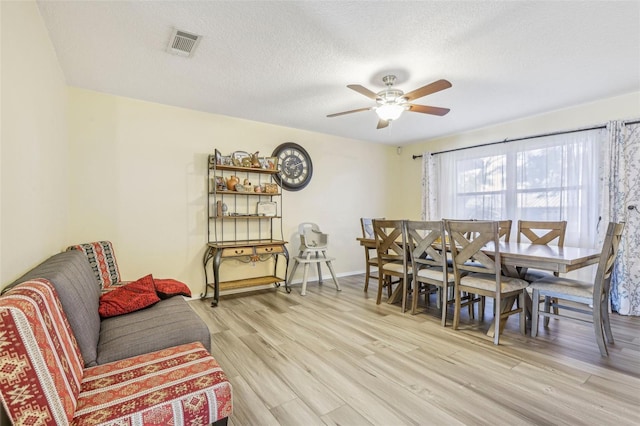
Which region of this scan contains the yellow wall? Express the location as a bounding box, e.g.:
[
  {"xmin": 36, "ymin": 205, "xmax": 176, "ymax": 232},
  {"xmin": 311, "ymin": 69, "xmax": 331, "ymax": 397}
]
[
  {"xmin": 392, "ymin": 92, "xmax": 640, "ymax": 219},
  {"xmin": 67, "ymin": 88, "xmax": 389, "ymax": 295},
  {"xmin": 1, "ymin": 1, "xmax": 70, "ymax": 285}
]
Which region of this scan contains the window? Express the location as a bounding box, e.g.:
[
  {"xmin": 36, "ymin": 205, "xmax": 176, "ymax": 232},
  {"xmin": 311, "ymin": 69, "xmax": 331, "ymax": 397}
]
[{"xmin": 436, "ymin": 128, "xmax": 605, "ymax": 248}]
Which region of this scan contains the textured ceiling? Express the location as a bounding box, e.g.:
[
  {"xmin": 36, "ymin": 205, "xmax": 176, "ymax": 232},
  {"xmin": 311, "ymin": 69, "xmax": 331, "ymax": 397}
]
[{"xmin": 37, "ymin": 0, "xmax": 640, "ymax": 145}]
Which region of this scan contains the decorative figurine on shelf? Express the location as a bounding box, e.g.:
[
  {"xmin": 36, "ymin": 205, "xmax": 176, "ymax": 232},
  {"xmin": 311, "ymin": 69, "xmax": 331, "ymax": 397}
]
[
  {"xmin": 264, "ymin": 183, "xmax": 278, "ymax": 194},
  {"xmin": 250, "ymin": 151, "xmax": 261, "ymax": 168},
  {"xmin": 215, "ymin": 176, "xmax": 226, "ymax": 191},
  {"xmin": 262, "ymin": 158, "xmax": 276, "ymax": 170},
  {"xmin": 226, "ymin": 175, "xmax": 239, "ymax": 191}
]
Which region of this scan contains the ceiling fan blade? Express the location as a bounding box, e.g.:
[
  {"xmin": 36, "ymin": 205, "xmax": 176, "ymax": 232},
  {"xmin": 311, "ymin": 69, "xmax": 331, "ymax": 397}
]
[
  {"xmin": 376, "ymin": 119, "xmax": 389, "ymax": 129},
  {"xmin": 407, "ymin": 104, "xmax": 451, "ymax": 116},
  {"xmin": 326, "ymin": 107, "xmax": 372, "ymax": 118},
  {"xmin": 347, "ymin": 84, "xmax": 378, "ymax": 100},
  {"xmin": 403, "ymin": 79, "xmax": 452, "ymax": 102}
]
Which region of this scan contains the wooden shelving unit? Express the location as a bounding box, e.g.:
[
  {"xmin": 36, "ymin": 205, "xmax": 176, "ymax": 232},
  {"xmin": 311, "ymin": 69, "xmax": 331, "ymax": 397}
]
[{"xmin": 202, "ymin": 153, "xmax": 288, "ymax": 306}]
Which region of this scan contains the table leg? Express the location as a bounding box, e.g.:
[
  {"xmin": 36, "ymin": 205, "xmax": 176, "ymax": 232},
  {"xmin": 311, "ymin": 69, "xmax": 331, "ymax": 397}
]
[
  {"xmin": 486, "ymin": 295, "xmax": 519, "ymax": 338},
  {"xmin": 387, "ymin": 279, "xmax": 403, "ymax": 305}
]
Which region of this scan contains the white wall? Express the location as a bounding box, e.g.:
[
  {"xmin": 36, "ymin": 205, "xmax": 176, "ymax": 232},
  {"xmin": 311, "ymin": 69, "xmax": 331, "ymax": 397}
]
[
  {"xmin": 0, "ymin": 1, "xmax": 70, "ymax": 286},
  {"xmin": 391, "ymin": 91, "xmax": 640, "ymax": 219},
  {"xmin": 67, "ymin": 88, "xmax": 389, "ymax": 295}
]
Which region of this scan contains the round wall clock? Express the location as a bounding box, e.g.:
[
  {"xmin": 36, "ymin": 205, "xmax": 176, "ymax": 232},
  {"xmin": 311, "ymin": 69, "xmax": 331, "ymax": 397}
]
[{"xmin": 272, "ymin": 142, "xmax": 313, "ymax": 191}]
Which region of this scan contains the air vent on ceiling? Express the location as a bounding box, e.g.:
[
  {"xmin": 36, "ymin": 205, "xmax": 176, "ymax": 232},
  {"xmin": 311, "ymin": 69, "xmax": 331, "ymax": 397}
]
[{"xmin": 167, "ymin": 28, "xmax": 201, "ymax": 57}]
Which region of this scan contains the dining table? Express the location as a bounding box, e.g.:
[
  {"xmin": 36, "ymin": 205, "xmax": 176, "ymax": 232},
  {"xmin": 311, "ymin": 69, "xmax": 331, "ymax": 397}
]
[
  {"xmin": 357, "ymin": 237, "xmax": 602, "ymax": 335},
  {"xmin": 481, "ymin": 241, "xmax": 601, "ymax": 336},
  {"xmin": 356, "ymin": 237, "xmax": 377, "ymax": 249},
  {"xmin": 484, "ymin": 241, "xmax": 601, "ymax": 277},
  {"xmin": 357, "ymin": 238, "xmax": 601, "ymax": 275}
]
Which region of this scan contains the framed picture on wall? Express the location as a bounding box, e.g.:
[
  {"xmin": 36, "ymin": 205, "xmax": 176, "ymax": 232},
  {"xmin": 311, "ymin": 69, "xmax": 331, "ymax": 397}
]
[{"xmin": 260, "ymin": 157, "xmax": 278, "ymax": 170}]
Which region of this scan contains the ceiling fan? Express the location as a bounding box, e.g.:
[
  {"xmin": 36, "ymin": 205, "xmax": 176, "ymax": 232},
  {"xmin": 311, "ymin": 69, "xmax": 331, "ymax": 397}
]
[{"xmin": 327, "ymin": 75, "xmax": 452, "ymax": 129}]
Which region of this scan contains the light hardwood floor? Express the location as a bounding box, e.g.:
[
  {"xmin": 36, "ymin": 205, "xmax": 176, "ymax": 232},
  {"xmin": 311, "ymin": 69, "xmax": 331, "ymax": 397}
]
[{"xmin": 190, "ymin": 274, "xmax": 640, "ymax": 426}]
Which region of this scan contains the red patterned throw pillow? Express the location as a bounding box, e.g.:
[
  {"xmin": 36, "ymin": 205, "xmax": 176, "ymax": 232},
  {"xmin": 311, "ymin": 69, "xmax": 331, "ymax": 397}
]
[
  {"xmin": 154, "ymin": 278, "xmax": 192, "ymax": 299},
  {"xmin": 99, "ymin": 274, "xmax": 160, "ymax": 318}
]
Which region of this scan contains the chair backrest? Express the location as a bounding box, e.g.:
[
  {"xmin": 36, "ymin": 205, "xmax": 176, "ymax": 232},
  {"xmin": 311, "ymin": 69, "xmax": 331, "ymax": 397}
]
[
  {"xmin": 67, "ymin": 240, "xmax": 121, "ymax": 288},
  {"xmin": 517, "ymin": 220, "xmax": 567, "ymax": 246},
  {"xmin": 0, "ymin": 279, "xmax": 84, "ymax": 425},
  {"xmin": 298, "ymin": 222, "xmax": 328, "ymax": 250},
  {"xmin": 361, "ymin": 217, "xmax": 384, "ymax": 240},
  {"xmin": 372, "ymin": 219, "xmax": 408, "ymax": 269},
  {"xmin": 445, "ymin": 220, "xmax": 500, "ymax": 276},
  {"xmin": 460, "ymin": 219, "xmax": 510, "ymax": 242},
  {"xmin": 593, "ymin": 222, "xmax": 625, "ymax": 307},
  {"xmin": 499, "ymin": 220, "xmax": 512, "ymax": 242},
  {"xmin": 406, "ymin": 220, "xmax": 448, "ymax": 272},
  {"xmin": 361, "ymin": 217, "xmax": 384, "ymax": 260}
]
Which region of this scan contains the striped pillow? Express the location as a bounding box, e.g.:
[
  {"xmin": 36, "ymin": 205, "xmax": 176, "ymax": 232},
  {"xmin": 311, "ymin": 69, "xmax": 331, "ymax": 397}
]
[{"xmin": 67, "ymin": 241, "xmax": 121, "ymax": 288}]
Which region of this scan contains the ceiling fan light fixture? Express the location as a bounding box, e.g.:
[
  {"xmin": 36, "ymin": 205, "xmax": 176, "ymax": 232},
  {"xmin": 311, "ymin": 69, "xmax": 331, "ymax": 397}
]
[
  {"xmin": 328, "ymin": 75, "xmax": 452, "ymax": 129},
  {"xmin": 376, "ymin": 103, "xmax": 405, "ymax": 121}
]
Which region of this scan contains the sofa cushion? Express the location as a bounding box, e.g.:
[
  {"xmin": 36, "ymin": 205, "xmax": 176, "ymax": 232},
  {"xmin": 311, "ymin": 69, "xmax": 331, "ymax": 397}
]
[
  {"xmin": 7, "ymin": 250, "xmax": 102, "ymax": 367},
  {"xmin": 67, "ymin": 241, "xmax": 121, "ymax": 288},
  {"xmin": 98, "ymin": 274, "xmax": 160, "ymax": 318},
  {"xmin": 97, "ymin": 296, "xmax": 212, "ymax": 364},
  {"xmin": 154, "ymin": 278, "xmax": 192, "ymax": 299},
  {"xmin": 0, "ymin": 279, "xmax": 85, "ymax": 425},
  {"xmin": 73, "ymin": 342, "xmax": 232, "ymax": 425}
]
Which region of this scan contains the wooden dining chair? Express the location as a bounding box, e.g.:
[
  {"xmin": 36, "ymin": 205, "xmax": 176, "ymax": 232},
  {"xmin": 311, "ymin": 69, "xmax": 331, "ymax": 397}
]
[
  {"xmin": 498, "ymin": 220, "xmax": 512, "ymax": 242},
  {"xmin": 445, "ymin": 220, "xmax": 528, "ymax": 345},
  {"xmin": 517, "ymin": 220, "xmax": 568, "ymax": 324},
  {"xmin": 517, "ymin": 220, "xmax": 567, "ymax": 281},
  {"xmin": 529, "ymin": 222, "xmax": 625, "ymax": 356},
  {"xmin": 360, "ymin": 217, "xmax": 383, "ymax": 292},
  {"xmin": 406, "ymin": 220, "xmax": 455, "ymax": 325},
  {"xmin": 462, "ymin": 219, "xmax": 511, "ymax": 317},
  {"xmin": 372, "ymin": 219, "xmax": 412, "ymax": 313}
]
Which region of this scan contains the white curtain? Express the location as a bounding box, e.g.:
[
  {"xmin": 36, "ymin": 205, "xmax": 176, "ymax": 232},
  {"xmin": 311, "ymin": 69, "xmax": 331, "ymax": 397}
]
[
  {"xmin": 600, "ymin": 121, "xmax": 640, "ymax": 316},
  {"xmin": 421, "ymin": 152, "xmax": 438, "ymax": 220},
  {"xmin": 421, "ymin": 123, "xmax": 639, "ymax": 315},
  {"xmin": 434, "ymin": 131, "xmax": 604, "ymax": 249}
]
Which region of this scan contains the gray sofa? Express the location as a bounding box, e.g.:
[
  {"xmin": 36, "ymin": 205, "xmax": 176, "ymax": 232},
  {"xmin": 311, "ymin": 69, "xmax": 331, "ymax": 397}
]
[{"xmin": 6, "ymin": 249, "xmax": 211, "ymax": 366}]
